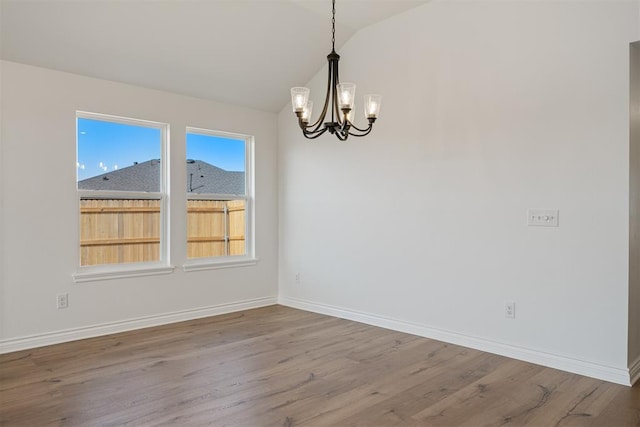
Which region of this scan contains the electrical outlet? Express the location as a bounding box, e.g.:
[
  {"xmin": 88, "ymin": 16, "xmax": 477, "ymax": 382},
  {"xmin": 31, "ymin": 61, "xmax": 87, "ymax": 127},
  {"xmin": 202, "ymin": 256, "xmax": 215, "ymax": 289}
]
[
  {"xmin": 295, "ymin": 273, "xmax": 301, "ymax": 285},
  {"xmin": 505, "ymin": 301, "xmax": 515, "ymax": 319},
  {"xmin": 57, "ymin": 293, "xmax": 69, "ymax": 309}
]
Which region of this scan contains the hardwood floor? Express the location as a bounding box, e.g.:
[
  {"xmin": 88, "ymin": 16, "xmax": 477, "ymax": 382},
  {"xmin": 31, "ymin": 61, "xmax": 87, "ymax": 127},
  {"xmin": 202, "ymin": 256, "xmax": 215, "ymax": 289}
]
[{"xmin": 1, "ymin": 305, "xmax": 638, "ymax": 426}]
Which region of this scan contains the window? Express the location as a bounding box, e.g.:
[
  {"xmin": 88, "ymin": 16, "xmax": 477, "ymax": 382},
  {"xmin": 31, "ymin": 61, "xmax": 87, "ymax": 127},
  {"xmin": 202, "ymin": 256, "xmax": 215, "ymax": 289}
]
[
  {"xmin": 185, "ymin": 128, "xmax": 254, "ymax": 268},
  {"xmin": 75, "ymin": 112, "xmax": 170, "ymax": 278}
]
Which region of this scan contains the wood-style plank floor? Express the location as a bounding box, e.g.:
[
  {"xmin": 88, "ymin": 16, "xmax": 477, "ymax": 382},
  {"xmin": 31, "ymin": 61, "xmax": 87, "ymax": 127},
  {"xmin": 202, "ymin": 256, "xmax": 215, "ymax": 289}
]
[{"xmin": 1, "ymin": 305, "xmax": 638, "ymax": 426}]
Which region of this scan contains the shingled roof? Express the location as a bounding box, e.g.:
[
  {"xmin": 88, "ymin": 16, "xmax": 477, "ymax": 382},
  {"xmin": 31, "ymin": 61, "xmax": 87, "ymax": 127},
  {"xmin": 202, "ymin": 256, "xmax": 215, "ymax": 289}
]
[{"xmin": 78, "ymin": 159, "xmax": 245, "ymax": 195}]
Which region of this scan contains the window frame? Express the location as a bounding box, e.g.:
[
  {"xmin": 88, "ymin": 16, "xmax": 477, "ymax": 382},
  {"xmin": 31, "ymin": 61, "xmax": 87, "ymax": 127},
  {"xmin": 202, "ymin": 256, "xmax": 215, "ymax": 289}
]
[
  {"xmin": 183, "ymin": 127, "xmax": 257, "ymax": 272},
  {"xmin": 73, "ymin": 111, "xmax": 173, "ymax": 283}
]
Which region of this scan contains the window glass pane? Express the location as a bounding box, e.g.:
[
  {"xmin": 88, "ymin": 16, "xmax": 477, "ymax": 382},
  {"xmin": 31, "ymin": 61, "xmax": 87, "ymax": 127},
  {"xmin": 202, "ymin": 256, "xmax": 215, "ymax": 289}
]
[
  {"xmin": 186, "ymin": 133, "xmax": 245, "ymax": 195},
  {"xmin": 186, "ymin": 131, "xmax": 248, "ymax": 260},
  {"xmin": 187, "ymin": 199, "xmax": 246, "ymax": 258},
  {"xmin": 80, "ymin": 198, "xmax": 160, "ymax": 266},
  {"xmin": 77, "ymin": 118, "xmax": 162, "ymax": 192},
  {"xmin": 77, "ymin": 115, "xmax": 165, "ymax": 268}
]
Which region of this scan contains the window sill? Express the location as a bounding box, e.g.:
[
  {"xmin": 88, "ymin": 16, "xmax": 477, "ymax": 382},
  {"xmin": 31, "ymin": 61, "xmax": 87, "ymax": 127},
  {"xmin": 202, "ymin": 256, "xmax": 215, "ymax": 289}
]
[
  {"xmin": 183, "ymin": 257, "xmax": 259, "ymax": 272},
  {"xmin": 73, "ymin": 263, "xmax": 175, "ymax": 283}
]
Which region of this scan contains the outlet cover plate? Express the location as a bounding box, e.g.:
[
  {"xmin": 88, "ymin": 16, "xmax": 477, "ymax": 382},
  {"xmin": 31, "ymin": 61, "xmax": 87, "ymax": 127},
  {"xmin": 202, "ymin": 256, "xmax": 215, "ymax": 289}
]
[
  {"xmin": 505, "ymin": 301, "xmax": 515, "ymax": 319},
  {"xmin": 527, "ymin": 209, "xmax": 559, "ymax": 227},
  {"xmin": 57, "ymin": 293, "xmax": 69, "ymax": 309}
]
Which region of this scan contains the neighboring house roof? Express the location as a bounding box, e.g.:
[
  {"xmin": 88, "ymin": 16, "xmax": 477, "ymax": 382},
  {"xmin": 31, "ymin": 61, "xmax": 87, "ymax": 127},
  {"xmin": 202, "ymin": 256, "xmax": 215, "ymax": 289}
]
[
  {"xmin": 185, "ymin": 160, "xmax": 245, "ymax": 195},
  {"xmin": 78, "ymin": 159, "xmax": 245, "ymax": 195}
]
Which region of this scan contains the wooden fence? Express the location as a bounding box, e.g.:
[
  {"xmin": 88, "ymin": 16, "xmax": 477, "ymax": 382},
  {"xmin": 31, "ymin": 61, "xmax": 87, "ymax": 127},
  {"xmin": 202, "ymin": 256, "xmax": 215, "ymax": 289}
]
[
  {"xmin": 80, "ymin": 199, "xmax": 245, "ymax": 266},
  {"xmin": 186, "ymin": 199, "xmax": 246, "ymax": 259}
]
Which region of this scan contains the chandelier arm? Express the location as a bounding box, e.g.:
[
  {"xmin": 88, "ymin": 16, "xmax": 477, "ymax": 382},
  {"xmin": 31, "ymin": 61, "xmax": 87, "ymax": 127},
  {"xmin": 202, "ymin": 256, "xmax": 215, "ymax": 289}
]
[
  {"xmin": 303, "ymin": 127, "xmax": 329, "ymax": 139},
  {"xmin": 344, "ymin": 120, "xmax": 371, "ymax": 133},
  {"xmin": 332, "ymin": 60, "xmax": 345, "ymax": 127},
  {"xmin": 334, "ymin": 130, "xmax": 349, "ymax": 141},
  {"xmin": 330, "ymin": 0, "xmax": 339, "ymax": 124},
  {"xmin": 306, "ymin": 51, "xmax": 336, "ymax": 132},
  {"xmin": 303, "ymin": 108, "xmax": 326, "ymax": 133},
  {"xmin": 307, "ymin": 111, "xmax": 326, "ymax": 132},
  {"xmin": 347, "ymin": 125, "xmax": 373, "ymax": 137},
  {"xmin": 339, "ymin": 120, "xmax": 350, "ymax": 135},
  {"xmin": 309, "ymin": 56, "xmax": 335, "ymax": 131},
  {"xmin": 299, "ymin": 120, "xmax": 326, "ymax": 135},
  {"xmin": 331, "ymin": 61, "xmax": 337, "ymax": 125}
]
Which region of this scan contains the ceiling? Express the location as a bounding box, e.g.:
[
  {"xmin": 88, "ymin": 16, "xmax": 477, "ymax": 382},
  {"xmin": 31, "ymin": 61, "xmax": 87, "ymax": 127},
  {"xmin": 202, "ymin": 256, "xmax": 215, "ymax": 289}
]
[{"xmin": 0, "ymin": 0, "xmax": 429, "ymax": 113}]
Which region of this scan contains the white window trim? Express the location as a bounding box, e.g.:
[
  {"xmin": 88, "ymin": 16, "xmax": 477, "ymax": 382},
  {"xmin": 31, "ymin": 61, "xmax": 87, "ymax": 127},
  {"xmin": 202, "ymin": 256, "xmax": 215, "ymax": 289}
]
[
  {"xmin": 182, "ymin": 257, "xmax": 259, "ymax": 272},
  {"xmin": 74, "ymin": 112, "xmax": 172, "ymax": 283},
  {"xmin": 182, "ymin": 127, "xmax": 257, "ymax": 272},
  {"xmin": 73, "ymin": 262, "xmax": 175, "ymax": 283}
]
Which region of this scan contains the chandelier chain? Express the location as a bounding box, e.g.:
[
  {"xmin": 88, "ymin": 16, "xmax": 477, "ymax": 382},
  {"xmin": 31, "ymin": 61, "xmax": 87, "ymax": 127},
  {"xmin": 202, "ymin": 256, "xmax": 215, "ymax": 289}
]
[{"xmin": 332, "ymin": 0, "xmax": 336, "ymax": 51}]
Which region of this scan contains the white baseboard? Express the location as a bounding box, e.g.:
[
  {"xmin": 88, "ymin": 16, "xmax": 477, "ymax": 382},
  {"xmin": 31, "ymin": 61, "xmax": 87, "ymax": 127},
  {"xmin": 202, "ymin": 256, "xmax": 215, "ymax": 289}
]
[
  {"xmin": 279, "ymin": 296, "xmax": 633, "ymax": 386},
  {"xmin": 0, "ymin": 296, "xmax": 278, "ymax": 354}
]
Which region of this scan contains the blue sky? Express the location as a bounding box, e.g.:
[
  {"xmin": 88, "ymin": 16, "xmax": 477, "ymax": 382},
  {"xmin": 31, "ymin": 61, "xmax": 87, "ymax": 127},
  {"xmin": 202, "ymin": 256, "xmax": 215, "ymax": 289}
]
[
  {"xmin": 186, "ymin": 132, "xmax": 245, "ymax": 172},
  {"xmin": 77, "ymin": 118, "xmax": 245, "ymax": 181}
]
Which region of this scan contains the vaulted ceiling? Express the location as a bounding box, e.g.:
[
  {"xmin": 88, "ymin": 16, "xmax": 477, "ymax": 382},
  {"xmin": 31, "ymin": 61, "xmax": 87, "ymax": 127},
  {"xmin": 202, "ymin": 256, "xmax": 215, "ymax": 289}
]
[{"xmin": 1, "ymin": 0, "xmax": 429, "ymax": 112}]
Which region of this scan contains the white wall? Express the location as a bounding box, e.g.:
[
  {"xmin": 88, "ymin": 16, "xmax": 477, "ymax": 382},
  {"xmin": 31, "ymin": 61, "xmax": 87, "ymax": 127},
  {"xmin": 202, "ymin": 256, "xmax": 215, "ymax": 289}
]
[
  {"xmin": 630, "ymin": 41, "xmax": 640, "ymax": 380},
  {"xmin": 279, "ymin": 0, "xmax": 639, "ymax": 384},
  {"xmin": 0, "ymin": 61, "xmax": 279, "ymax": 348}
]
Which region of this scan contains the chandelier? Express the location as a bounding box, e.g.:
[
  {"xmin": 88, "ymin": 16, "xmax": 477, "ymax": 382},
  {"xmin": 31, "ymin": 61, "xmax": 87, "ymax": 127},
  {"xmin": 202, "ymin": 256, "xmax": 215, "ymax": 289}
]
[{"xmin": 290, "ymin": 0, "xmax": 381, "ymax": 141}]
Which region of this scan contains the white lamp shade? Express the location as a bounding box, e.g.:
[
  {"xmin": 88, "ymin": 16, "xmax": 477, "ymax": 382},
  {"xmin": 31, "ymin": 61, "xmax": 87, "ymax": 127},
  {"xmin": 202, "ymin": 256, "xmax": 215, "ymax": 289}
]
[
  {"xmin": 291, "ymin": 87, "xmax": 310, "ymax": 113},
  {"xmin": 301, "ymin": 101, "xmax": 313, "ymax": 123},
  {"xmin": 364, "ymin": 94, "xmax": 382, "ymax": 119},
  {"xmin": 337, "ymin": 82, "xmax": 356, "ymax": 109}
]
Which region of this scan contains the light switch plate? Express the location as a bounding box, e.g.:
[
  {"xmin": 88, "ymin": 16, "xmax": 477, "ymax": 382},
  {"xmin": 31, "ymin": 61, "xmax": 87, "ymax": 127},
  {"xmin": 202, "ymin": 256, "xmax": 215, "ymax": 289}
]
[{"xmin": 527, "ymin": 209, "xmax": 559, "ymax": 227}]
